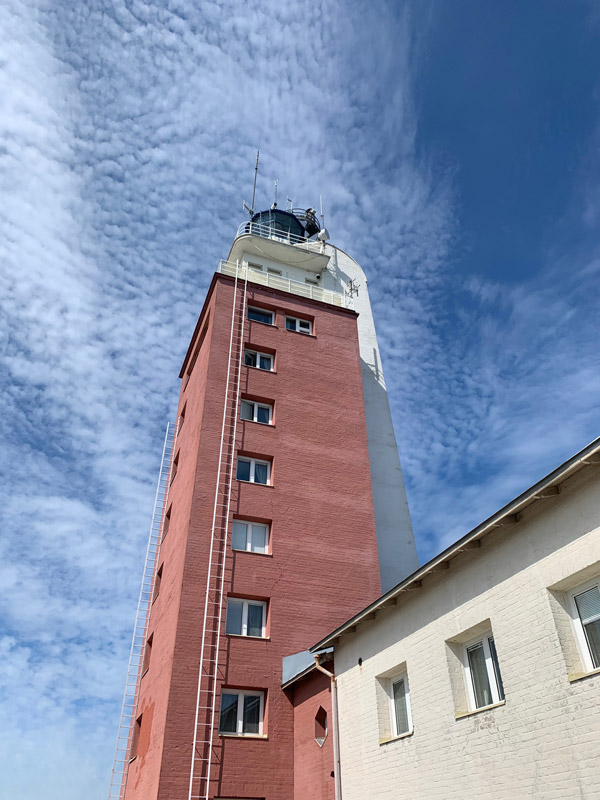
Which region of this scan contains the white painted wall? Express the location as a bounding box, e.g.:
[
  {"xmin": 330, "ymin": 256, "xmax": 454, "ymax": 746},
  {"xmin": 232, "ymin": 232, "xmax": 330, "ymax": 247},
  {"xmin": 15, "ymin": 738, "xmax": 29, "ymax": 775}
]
[{"xmin": 334, "ymin": 465, "xmax": 600, "ymax": 800}]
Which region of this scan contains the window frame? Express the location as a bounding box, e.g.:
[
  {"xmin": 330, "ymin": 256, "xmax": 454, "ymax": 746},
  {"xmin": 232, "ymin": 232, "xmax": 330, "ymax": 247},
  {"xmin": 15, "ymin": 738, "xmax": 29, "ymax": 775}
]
[
  {"xmin": 568, "ymin": 577, "xmax": 600, "ymax": 672},
  {"xmin": 236, "ymin": 456, "xmax": 271, "ymax": 485},
  {"xmin": 240, "ymin": 399, "xmax": 273, "ymax": 425},
  {"xmin": 462, "ymin": 633, "xmax": 505, "ymax": 711},
  {"xmin": 388, "ymin": 672, "xmax": 413, "ymax": 737},
  {"xmin": 218, "ymin": 689, "xmax": 265, "ymax": 737},
  {"xmin": 225, "ymin": 597, "xmax": 267, "ymax": 638},
  {"xmin": 244, "ymin": 349, "xmax": 274, "ymax": 371},
  {"xmin": 231, "ymin": 519, "xmax": 270, "ymax": 554},
  {"xmin": 247, "ymin": 306, "xmax": 274, "ymax": 325},
  {"xmin": 285, "ymin": 315, "xmax": 312, "ymax": 334}
]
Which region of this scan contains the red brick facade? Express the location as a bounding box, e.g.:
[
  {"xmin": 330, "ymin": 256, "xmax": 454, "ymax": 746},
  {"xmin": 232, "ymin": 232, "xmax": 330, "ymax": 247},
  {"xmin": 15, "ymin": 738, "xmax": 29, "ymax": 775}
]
[{"xmin": 125, "ymin": 273, "xmax": 381, "ymax": 799}]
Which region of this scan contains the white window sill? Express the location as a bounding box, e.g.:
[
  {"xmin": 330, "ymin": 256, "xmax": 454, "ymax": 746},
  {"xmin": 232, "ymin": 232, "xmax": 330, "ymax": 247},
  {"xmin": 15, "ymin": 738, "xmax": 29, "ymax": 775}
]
[
  {"xmin": 232, "ymin": 548, "xmax": 273, "ymax": 558},
  {"xmin": 245, "ymin": 366, "xmax": 277, "ymax": 374},
  {"xmin": 218, "ymin": 733, "xmax": 268, "ymax": 739},
  {"xmin": 379, "ymin": 730, "xmax": 414, "ymax": 746},
  {"xmin": 285, "ymin": 330, "xmax": 316, "ymax": 338},
  {"xmin": 225, "ymin": 634, "xmax": 270, "ymax": 641},
  {"xmin": 455, "ymin": 700, "xmax": 505, "ymax": 720},
  {"xmin": 236, "ymin": 480, "xmax": 274, "ymax": 488},
  {"xmin": 568, "ymin": 667, "xmax": 600, "ymax": 683}
]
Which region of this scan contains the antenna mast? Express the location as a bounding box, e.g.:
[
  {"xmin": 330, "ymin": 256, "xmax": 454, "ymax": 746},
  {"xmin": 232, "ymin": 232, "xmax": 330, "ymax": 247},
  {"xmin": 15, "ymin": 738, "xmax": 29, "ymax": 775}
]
[{"xmin": 243, "ymin": 150, "xmax": 260, "ymax": 217}]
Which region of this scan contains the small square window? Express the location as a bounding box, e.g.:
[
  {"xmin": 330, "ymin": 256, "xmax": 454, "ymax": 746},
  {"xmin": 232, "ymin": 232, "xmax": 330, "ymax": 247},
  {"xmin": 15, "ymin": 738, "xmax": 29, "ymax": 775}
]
[
  {"xmin": 236, "ymin": 457, "xmax": 271, "ymax": 485},
  {"xmin": 241, "ymin": 399, "xmax": 273, "ymax": 425},
  {"xmin": 219, "ymin": 690, "xmax": 264, "ymax": 736},
  {"xmin": 248, "ymin": 262, "xmax": 263, "ymax": 272},
  {"xmin": 569, "ymin": 579, "xmax": 600, "ymax": 671},
  {"xmin": 267, "ymin": 267, "xmax": 282, "ymax": 275},
  {"xmin": 285, "ymin": 316, "xmax": 312, "ymax": 334},
  {"xmin": 463, "ymin": 634, "xmax": 505, "ymax": 710},
  {"xmin": 247, "ymin": 307, "xmax": 274, "ymax": 325},
  {"xmin": 232, "ymin": 520, "xmax": 269, "ymax": 553},
  {"xmin": 225, "ymin": 598, "xmax": 267, "ymax": 637},
  {"xmin": 244, "ymin": 349, "xmax": 273, "ymax": 371}
]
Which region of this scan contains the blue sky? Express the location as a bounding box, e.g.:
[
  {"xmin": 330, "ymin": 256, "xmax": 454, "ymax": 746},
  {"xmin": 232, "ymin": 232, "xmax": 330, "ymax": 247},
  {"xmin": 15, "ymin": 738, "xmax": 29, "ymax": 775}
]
[{"xmin": 1, "ymin": 1, "xmax": 599, "ymax": 796}]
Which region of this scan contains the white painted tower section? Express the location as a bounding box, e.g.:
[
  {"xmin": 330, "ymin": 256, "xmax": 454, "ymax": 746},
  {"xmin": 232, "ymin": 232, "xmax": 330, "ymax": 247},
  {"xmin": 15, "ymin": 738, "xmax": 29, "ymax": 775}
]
[{"xmin": 228, "ymin": 227, "xmax": 419, "ymax": 591}]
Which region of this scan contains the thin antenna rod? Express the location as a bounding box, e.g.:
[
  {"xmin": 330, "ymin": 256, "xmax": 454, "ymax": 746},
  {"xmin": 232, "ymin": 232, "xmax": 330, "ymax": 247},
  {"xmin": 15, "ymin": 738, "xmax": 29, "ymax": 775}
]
[
  {"xmin": 320, "ymin": 195, "xmax": 325, "ymax": 228},
  {"xmin": 251, "ymin": 151, "xmax": 259, "ymax": 215},
  {"xmin": 273, "ymin": 179, "xmax": 278, "ymax": 208}
]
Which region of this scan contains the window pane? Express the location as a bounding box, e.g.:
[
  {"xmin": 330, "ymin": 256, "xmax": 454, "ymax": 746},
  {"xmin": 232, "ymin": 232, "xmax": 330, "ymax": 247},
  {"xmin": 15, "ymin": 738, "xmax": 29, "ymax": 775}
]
[
  {"xmin": 583, "ymin": 619, "xmax": 600, "ymax": 668},
  {"xmin": 243, "ymin": 695, "xmax": 261, "ymax": 734},
  {"xmin": 259, "ymin": 355, "xmax": 272, "ymax": 370},
  {"xmin": 254, "ymin": 462, "xmax": 268, "ymax": 484},
  {"xmin": 468, "ymin": 643, "xmax": 492, "ymax": 708},
  {"xmin": 248, "ymin": 308, "xmax": 272, "ymax": 324},
  {"xmin": 392, "ymin": 679, "xmax": 409, "ymax": 734},
  {"xmin": 219, "ymin": 693, "xmax": 238, "ymax": 733},
  {"xmin": 236, "ymin": 459, "xmax": 251, "ymax": 481},
  {"xmin": 256, "ymin": 406, "xmax": 270, "ymax": 424},
  {"xmin": 244, "ymin": 351, "xmax": 257, "ymax": 367},
  {"xmin": 241, "ymin": 401, "xmax": 254, "ymax": 421},
  {"xmin": 232, "ymin": 522, "xmax": 247, "ymax": 551},
  {"xmin": 285, "ymin": 318, "xmax": 296, "ymax": 331},
  {"xmin": 247, "ymin": 604, "xmax": 264, "ymax": 637},
  {"xmin": 575, "ymin": 586, "xmax": 600, "ymax": 623},
  {"xmin": 225, "ymin": 600, "xmax": 243, "ymax": 635},
  {"xmin": 299, "ymin": 320, "xmax": 311, "ymax": 333},
  {"xmin": 251, "ymin": 524, "xmax": 267, "ymax": 553},
  {"xmin": 488, "ymin": 636, "xmax": 505, "ymax": 700}
]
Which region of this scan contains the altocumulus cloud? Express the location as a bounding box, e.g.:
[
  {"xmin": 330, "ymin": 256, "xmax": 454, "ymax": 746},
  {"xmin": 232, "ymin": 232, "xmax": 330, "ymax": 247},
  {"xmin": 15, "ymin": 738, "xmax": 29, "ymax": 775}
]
[{"xmin": 0, "ymin": 1, "xmax": 599, "ymax": 797}]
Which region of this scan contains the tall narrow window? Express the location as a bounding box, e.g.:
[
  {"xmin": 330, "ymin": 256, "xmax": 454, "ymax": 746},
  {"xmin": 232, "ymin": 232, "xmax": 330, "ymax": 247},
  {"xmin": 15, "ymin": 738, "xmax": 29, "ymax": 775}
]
[
  {"xmin": 170, "ymin": 451, "xmax": 179, "ymax": 484},
  {"xmin": 152, "ymin": 565, "xmax": 163, "ymax": 603},
  {"xmin": 161, "ymin": 505, "xmax": 172, "ymax": 542},
  {"xmin": 570, "ymin": 581, "xmax": 600, "ymax": 670},
  {"xmin": 389, "ymin": 674, "xmax": 412, "ymax": 736},
  {"xmin": 231, "ymin": 520, "xmax": 269, "ymax": 554},
  {"xmin": 464, "ymin": 634, "xmax": 505, "ymax": 710},
  {"xmin": 130, "ymin": 714, "xmax": 143, "ymax": 760},
  {"xmin": 142, "ymin": 634, "xmax": 153, "ymax": 676}
]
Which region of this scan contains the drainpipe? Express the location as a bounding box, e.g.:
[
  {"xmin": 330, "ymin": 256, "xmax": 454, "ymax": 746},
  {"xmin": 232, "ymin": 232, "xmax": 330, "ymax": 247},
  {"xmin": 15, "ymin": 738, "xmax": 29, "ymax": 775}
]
[{"xmin": 314, "ymin": 654, "xmax": 342, "ymax": 800}]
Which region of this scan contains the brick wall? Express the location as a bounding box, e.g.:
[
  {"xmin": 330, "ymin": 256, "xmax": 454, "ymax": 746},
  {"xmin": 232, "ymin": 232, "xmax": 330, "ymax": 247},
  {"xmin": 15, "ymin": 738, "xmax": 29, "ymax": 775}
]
[
  {"xmin": 126, "ymin": 273, "xmax": 381, "ymax": 800},
  {"xmin": 334, "ymin": 466, "xmax": 600, "ymax": 800}
]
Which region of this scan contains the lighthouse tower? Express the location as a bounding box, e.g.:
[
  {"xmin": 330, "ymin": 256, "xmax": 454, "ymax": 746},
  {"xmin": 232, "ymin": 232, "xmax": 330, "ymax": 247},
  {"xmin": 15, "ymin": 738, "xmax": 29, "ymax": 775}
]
[{"xmin": 109, "ymin": 204, "xmax": 418, "ymax": 800}]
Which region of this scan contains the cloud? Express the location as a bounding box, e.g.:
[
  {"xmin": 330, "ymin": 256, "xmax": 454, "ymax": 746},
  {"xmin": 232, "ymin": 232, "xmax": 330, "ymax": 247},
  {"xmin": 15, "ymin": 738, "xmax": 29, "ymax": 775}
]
[{"xmin": 1, "ymin": 1, "xmax": 599, "ymax": 797}]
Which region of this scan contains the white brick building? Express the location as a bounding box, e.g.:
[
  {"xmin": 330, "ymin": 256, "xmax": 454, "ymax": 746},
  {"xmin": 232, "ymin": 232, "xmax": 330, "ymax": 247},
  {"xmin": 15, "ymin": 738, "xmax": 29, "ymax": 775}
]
[{"xmin": 312, "ymin": 438, "xmax": 600, "ymax": 800}]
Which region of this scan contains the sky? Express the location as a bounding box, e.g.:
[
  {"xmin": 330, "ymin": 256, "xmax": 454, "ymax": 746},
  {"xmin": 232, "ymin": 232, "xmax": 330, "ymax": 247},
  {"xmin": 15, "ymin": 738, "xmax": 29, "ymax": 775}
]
[{"xmin": 1, "ymin": 0, "xmax": 599, "ymax": 796}]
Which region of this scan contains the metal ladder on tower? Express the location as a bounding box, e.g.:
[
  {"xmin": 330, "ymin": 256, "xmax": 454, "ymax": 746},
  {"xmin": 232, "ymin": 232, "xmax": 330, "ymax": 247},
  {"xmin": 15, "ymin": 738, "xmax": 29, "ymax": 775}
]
[
  {"xmin": 108, "ymin": 420, "xmax": 178, "ymax": 800},
  {"xmin": 188, "ymin": 260, "xmax": 249, "ymax": 800}
]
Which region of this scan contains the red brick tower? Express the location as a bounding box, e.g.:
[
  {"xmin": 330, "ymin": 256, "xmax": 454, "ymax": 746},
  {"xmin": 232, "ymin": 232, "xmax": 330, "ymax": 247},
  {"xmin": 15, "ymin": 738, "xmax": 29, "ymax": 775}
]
[{"xmin": 109, "ymin": 206, "xmax": 415, "ymax": 800}]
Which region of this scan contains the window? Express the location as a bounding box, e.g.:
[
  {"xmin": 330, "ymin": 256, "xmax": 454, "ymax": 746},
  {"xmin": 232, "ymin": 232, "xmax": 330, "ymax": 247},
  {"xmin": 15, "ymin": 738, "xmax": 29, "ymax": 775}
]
[
  {"xmin": 241, "ymin": 399, "xmax": 273, "ymax": 425},
  {"xmin": 569, "ymin": 580, "xmax": 600, "ymax": 671},
  {"xmin": 232, "ymin": 520, "xmax": 269, "ymax": 554},
  {"xmin": 305, "ymin": 277, "xmax": 318, "ymax": 286},
  {"xmin": 244, "ymin": 349, "xmax": 273, "ymax": 371},
  {"xmin": 463, "ymin": 634, "xmax": 505, "ymax": 710},
  {"xmin": 248, "ymin": 261, "xmax": 263, "ymax": 272},
  {"xmin": 236, "ymin": 457, "xmax": 270, "ymax": 485},
  {"xmin": 219, "ymin": 690, "xmax": 264, "ymax": 736},
  {"xmin": 170, "ymin": 451, "xmax": 179, "ymax": 484},
  {"xmin": 161, "ymin": 504, "xmax": 172, "ymax": 542},
  {"xmin": 178, "ymin": 403, "xmax": 186, "ymax": 430},
  {"xmin": 268, "ymin": 267, "xmax": 282, "ymax": 275},
  {"xmin": 285, "ymin": 316, "xmax": 312, "ymax": 334},
  {"xmin": 152, "ymin": 565, "xmax": 163, "ymax": 603},
  {"xmin": 315, "ymin": 707, "xmax": 327, "ymax": 746},
  {"xmin": 226, "ymin": 598, "xmax": 267, "ymax": 638},
  {"xmin": 247, "ymin": 306, "xmax": 274, "ymax": 325},
  {"xmin": 389, "ymin": 675, "xmax": 412, "ymax": 736},
  {"xmin": 130, "ymin": 714, "xmax": 143, "ymax": 760},
  {"xmin": 142, "ymin": 634, "xmax": 153, "ymax": 676}
]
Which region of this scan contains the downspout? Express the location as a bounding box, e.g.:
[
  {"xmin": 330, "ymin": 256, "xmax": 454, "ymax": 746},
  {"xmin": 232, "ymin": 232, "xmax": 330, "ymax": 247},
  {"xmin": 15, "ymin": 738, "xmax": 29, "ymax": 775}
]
[{"xmin": 314, "ymin": 654, "xmax": 342, "ymax": 800}]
